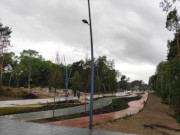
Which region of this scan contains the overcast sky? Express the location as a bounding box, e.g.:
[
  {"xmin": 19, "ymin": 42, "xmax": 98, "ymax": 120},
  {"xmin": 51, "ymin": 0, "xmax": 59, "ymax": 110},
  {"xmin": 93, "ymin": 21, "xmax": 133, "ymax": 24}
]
[{"xmin": 0, "ymin": 0, "xmax": 174, "ymax": 83}]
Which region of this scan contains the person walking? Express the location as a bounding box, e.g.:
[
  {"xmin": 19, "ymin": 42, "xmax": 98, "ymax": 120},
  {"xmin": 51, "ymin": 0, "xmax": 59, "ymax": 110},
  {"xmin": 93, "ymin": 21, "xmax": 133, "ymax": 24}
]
[
  {"xmin": 77, "ymin": 91, "xmax": 80, "ymax": 99},
  {"xmin": 73, "ymin": 90, "xmax": 76, "ymax": 97}
]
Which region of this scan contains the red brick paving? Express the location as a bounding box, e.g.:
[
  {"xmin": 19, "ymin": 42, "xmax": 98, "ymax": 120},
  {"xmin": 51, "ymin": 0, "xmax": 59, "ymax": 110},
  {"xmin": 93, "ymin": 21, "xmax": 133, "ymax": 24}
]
[{"xmin": 46, "ymin": 94, "xmax": 148, "ymax": 128}]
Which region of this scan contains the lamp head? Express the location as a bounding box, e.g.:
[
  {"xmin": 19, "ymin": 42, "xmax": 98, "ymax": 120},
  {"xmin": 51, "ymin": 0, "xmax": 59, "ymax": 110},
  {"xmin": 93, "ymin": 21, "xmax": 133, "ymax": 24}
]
[{"xmin": 82, "ymin": 19, "xmax": 89, "ymax": 24}]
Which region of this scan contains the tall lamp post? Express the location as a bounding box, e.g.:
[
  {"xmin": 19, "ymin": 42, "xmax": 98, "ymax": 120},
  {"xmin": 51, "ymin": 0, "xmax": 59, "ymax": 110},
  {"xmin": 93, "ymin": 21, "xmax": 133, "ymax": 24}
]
[{"xmin": 82, "ymin": 0, "xmax": 94, "ymax": 131}]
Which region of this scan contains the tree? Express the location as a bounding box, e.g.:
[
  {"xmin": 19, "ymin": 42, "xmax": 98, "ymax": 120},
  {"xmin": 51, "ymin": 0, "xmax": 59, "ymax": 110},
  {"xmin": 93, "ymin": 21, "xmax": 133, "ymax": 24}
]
[
  {"xmin": 0, "ymin": 21, "xmax": 12, "ymax": 93},
  {"xmin": 50, "ymin": 52, "xmax": 64, "ymax": 118},
  {"xmin": 94, "ymin": 77, "xmax": 100, "ymax": 93},
  {"xmin": 20, "ymin": 49, "xmax": 41, "ymax": 88},
  {"xmin": 95, "ymin": 56, "xmax": 116, "ymax": 93},
  {"xmin": 2, "ymin": 52, "xmax": 17, "ymax": 86},
  {"xmin": 71, "ymin": 71, "xmax": 83, "ymax": 91},
  {"xmin": 13, "ymin": 63, "xmax": 24, "ymax": 88},
  {"xmin": 50, "ymin": 52, "xmax": 63, "ymax": 90},
  {"xmin": 119, "ymin": 75, "xmax": 129, "ymax": 90},
  {"xmin": 160, "ymin": 0, "xmax": 180, "ymax": 60}
]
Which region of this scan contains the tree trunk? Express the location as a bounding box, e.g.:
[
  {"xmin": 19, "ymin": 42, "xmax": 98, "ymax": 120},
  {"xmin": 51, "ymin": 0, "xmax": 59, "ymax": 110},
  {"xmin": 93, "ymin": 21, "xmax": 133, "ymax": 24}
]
[
  {"xmin": 0, "ymin": 54, "xmax": 5, "ymax": 94},
  {"xmin": 0, "ymin": 78, "xmax": 2, "ymax": 94},
  {"xmin": 28, "ymin": 64, "xmax": 32, "ymax": 89},
  {"xmin": 176, "ymin": 32, "xmax": 180, "ymax": 60},
  {"xmin": 53, "ymin": 88, "xmax": 56, "ymax": 118}
]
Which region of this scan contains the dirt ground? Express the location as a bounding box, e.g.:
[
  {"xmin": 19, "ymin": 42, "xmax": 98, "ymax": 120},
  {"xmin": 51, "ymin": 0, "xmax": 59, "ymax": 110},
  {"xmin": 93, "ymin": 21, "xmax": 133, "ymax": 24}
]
[
  {"xmin": 0, "ymin": 88, "xmax": 78, "ymax": 101},
  {"xmin": 0, "ymin": 96, "xmax": 24, "ymax": 101},
  {"xmin": 94, "ymin": 94, "xmax": 180, "ymax": 135}
]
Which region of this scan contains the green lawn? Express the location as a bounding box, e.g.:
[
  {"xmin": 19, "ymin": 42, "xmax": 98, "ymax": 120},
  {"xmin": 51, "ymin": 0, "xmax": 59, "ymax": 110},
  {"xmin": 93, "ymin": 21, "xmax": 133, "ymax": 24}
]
[{"xmin": 0, "ymin": 107, "xmax": 40, "ymax": 116}]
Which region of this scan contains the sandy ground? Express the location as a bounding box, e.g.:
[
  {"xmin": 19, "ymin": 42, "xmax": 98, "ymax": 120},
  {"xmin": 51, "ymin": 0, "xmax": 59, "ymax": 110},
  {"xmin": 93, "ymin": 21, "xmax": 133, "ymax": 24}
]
[
  {"xmin": 93, "ymin": 94, "xmax": 180, "ymax": 135},
  {"xmin": 0, "ymin": 88, "xmax": 77, "ymax": 101},
  {"xmin": 0, "ymin": 96, "xmax": 24, "ymax": 101}
]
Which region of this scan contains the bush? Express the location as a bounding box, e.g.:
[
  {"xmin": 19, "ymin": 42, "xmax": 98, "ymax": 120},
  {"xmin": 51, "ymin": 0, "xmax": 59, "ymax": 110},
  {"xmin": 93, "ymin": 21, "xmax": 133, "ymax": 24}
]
[
  {"xmin": 23, "ymin": 93, "xmax": 37, "ymax": 99},
  {"xmin": 177, "ymin": 115, "xmax": 180, "ymax": 124},
  {"xmin": 161, "ymin": 98, "xmax": 169, "ymax": 104},
  {"xmin": 1, "ymin": 86, "xmax": 13, "ymax": 96},
  {"xmin": 6, "ymin": 87, "xmax": 13, "ymax": 92},
  {"xmin": 0, "ymin": 107, "xmax": 40, "ymax": 116},
  {"xmin": 30, "ymin": 84, "xmax": 36, "ymax": 88}
]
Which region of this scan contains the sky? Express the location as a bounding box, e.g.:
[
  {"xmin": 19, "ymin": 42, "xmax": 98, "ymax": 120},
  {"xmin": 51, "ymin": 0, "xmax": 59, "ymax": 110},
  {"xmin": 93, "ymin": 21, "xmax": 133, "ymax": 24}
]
[{"xmin": 0, "ymin": 0, "xmax": 174, "ymax": 83}]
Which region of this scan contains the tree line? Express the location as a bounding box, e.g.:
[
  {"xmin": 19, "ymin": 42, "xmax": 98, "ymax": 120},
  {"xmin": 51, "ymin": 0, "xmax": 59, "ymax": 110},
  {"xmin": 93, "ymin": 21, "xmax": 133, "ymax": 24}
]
[
  {"xmin": 1, "ymin": 49, "xmax": 150, "ymax": 93},
  {"xmin": 149, "ymin": 0, "xmax": 180, "ymax": 119},
  {"xmin": 1, "ymin": 49, "xmax": 121, "ymax": 93}
]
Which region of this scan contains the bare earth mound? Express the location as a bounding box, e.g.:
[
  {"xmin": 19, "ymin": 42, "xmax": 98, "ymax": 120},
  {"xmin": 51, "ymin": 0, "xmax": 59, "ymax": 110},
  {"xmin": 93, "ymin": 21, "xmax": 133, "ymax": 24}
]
[{"xmin": 94, "ymin": 94, "xmax": 180, "ymax": 135}]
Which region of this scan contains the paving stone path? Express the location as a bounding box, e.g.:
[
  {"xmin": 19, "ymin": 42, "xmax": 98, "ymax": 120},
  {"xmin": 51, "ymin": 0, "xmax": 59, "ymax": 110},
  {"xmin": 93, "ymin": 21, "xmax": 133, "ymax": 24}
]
[
  {"xmin": 0, "ymin": 118, "xmax": 137, "ymax": 135},
  {"xmin": 46, "ymin": 94, "xmax": 148, "ymax": 128}
]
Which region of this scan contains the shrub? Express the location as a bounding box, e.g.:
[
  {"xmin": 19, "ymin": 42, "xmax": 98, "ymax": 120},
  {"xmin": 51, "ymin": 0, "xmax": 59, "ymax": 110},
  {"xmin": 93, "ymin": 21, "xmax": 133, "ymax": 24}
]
[
  {"xmin": 30, "ymin": 84, "xmax": 36, "ymax": 88},
  {"xmin": 177, "ymin": 115, "xmax": 180, "ymax": 124},
  {"xmin": 161, "ymin": 98, "xmax": 169, "ymax": 104},
  {"xmin": 23, "ymin": 93, "xmax": 37, "ymax": 99},
  {"xmin": 6, "ymin": 87, "xmax": 13, "ymax": 92}
]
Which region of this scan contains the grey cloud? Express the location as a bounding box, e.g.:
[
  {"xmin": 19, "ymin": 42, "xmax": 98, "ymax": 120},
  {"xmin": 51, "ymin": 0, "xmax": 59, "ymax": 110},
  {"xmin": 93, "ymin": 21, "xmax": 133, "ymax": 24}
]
[{"xmin": 0, "ymin": 0, "xmax": 172, "ymax": 82}]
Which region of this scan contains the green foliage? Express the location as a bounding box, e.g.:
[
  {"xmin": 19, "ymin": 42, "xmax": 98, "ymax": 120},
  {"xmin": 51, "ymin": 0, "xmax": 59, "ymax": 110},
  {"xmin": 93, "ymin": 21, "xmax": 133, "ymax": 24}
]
[
  {"xmin": 150, "ymin": 2, "xmax": 180, "ymax": 118},
  {"xmin": 50, "ymin": 64, "xmax": 63, "ymax": 89},
  {"xmin": 160, "ymin": 0, "xmax": 180, "ymax": 32},
  {"xmin": 6, "ymin": 87, "xmax": 12, "ymax": 92},
  {"xmin": 95, "ymin": 56, "xmax": 118, "ymax": 93},
  {"xmin": 107, "ymin": 95, "xmax": 140, "ymax": 110},
  {"xmin": 69, "ymin": 56, "xmax": 119, "ymax": 93},
  {"xmin": 177, "ymin": 115, "xmax": 180, "ymax": 124},
  {"xmin": 1, "ymin": 49, "xmax": 123, "ymax": 94},
  {"xmin": 119, "ymin": 75, "xmax": 130, "ymax": 90},
  {"xmin": 0, "ymin": 21, "xmax": 12, "ymax": 93},
  {"xmin": 0, "ymin": 107, "xmax": 40, "ymax": 116},
  {"xmin": 161, "ymin": 98, "xmax": 169, "ymax": 104},
  {"xmin": 122, "ymin": 114, "xmax": 132, "ymax": 119},
  {"xmin": 70, "ymin": 71, "xmax": 83, "ymax": 90},
  {"xmin": 166, "ymin": 9, "xmax": 180, "ymax": 32}
]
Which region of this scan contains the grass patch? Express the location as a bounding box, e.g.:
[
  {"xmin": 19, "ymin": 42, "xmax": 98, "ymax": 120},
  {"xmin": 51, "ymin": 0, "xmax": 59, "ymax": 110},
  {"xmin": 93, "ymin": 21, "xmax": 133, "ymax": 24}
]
[
  {"xmin": 93, "ymin": 122, "xmax": 101, "ymax": 126},
  {"xmin": 32, "ymin": 95, "xmax": 141, "ymax": 123},
  {"xmin": 122, "ymin": 114, "xmax": 132, "ymax": 119},
  {"xmin": 100, "ymin": 95, "xmax": 141, "ymax": 113},
  {"xmin": 0, "ymin": 100, "xmax": 83, "ymax": 116},
  {"xmin": 177, "ymin": 115, "xmax": 180, "ymax": 124},
  {"xmin": 0, "ymin": 107, "xmax": 40, "ymax": 116}
]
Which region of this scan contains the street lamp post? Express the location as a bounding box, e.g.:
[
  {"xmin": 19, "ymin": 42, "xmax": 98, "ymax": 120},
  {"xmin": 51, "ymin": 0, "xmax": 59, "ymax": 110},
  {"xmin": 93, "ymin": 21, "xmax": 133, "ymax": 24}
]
[{"xmin": 82, "ymin": 0, "xmax": 94, "ymax": 131}]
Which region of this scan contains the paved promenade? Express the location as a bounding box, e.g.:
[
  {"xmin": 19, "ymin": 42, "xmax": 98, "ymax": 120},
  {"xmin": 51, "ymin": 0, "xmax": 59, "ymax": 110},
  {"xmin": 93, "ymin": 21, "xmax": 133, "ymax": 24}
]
[
  {"xmin": 0, "ymin": 118, "xmax": 137, "ymax": 135},
  {"xmin": 1, "ymin": 94, "xmax": 137, "ymax": 121},
  {"xmin": 0, "ymin": 93, "xmax": 131, "ymax": 107},
  {"xmin": 0, "ymin": 94, "xmax": 140, "ymax": 135},
  {"xmin": 46, "ymin": 94, "xmax": 148, "ymax": 127},
  {"xmin": 0, "ymin": 97, "xmax": 113, "ymax": 121},
  {"xmin": 0, "ymin": 95, "xmax": 99, "ymax": 107}
]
